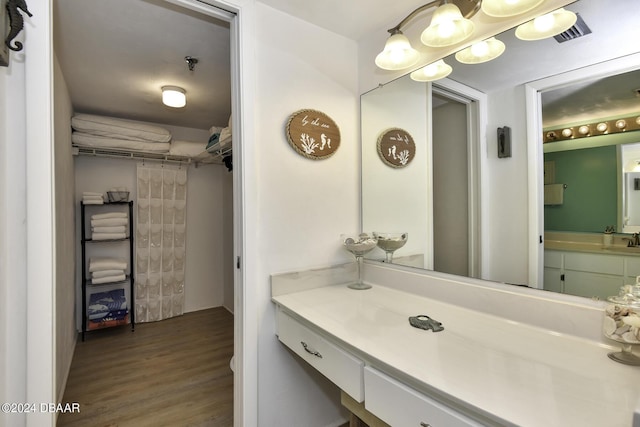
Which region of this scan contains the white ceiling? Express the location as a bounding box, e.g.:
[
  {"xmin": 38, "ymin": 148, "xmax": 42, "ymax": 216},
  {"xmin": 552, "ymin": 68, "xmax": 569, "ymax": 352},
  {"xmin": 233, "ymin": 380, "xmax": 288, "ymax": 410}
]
[
  {"xmin": 54, "ymin": 0, "xmax": 232, "ymax": 130},
  {"xmin": 53, "ymin": 0, "xmax": 640, "ymax": 131}
]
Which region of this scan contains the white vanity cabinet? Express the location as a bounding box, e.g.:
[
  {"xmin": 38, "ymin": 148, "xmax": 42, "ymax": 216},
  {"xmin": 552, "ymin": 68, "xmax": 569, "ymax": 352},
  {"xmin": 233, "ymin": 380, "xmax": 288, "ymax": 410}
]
[
  {"xmin": 543, "ymin": 250, "xmax": 633, "ymax": 299},
  {"xmin": 276, "ymin": 307, "xmax": 365, "ymax": 402},
  {"xmin": 364, "ymin": 367, "xmax": 482, "ymax": 427}
]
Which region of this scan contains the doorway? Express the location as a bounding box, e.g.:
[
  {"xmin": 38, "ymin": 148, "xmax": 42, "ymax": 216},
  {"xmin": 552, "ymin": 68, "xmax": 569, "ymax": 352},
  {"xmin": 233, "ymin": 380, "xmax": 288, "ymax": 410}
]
[
  {"xmin": 431, "ymin": 84, "xmax": 480, "ymax": 278},
  {"xmin": 51, "ymin": 0, "xmax": 245, "ymax": 424}
]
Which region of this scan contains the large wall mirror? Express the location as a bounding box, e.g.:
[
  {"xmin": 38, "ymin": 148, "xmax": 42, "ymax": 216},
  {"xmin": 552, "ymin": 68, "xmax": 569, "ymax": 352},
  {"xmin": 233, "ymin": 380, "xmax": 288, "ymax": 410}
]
[{"xmin": 361, "ymin": 0, "xmax": 640, "ymax": 298}]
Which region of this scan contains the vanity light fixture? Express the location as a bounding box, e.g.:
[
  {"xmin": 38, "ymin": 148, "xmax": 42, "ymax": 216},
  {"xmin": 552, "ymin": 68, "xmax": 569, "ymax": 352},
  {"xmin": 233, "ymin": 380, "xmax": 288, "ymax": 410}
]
[
  {"xmin": 420, "ymin": 2, "xmax": 474, "ymax": 47},
  {"xmin": 544, "ymin": 114, "xmax": 640, "ymax": 143},
  {"xmin": 454, "ymin": 37, "xmax": 505, "ymax": 64},
  {"xmin": 162, "ymin": 86, "xmax": 186, "ymax": 108},
  {"xmin": 410, "ymin": 59, "xmax": 453, "ymax": 82},
  {"xmin": 375, "ymin": 31, "xmax": 421, "ymax": 70},
  {"xmin": 481, "ymin": 0, "xmax": 544, "ymax": 18},
  {"xmin": 375, "ymin": 0, "xmax": 482, "ymax": 70},
  {"xmin": 515, "ymin": 8, "xmax": 577, "ymax": 41}
]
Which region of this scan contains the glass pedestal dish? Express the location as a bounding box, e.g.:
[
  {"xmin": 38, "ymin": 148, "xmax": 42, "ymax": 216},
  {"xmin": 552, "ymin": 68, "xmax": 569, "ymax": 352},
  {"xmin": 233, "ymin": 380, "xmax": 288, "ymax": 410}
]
[
  {"xmin": 603, "ymin": 290, "xmax": 640, "ymax": 365},
  {"xmin": 341, "ymin": 233, "xmax": 378, "ymax": 290},
  {"xmin": 374, "ymin": 232, "xmax": 408, "ymax": 263}
]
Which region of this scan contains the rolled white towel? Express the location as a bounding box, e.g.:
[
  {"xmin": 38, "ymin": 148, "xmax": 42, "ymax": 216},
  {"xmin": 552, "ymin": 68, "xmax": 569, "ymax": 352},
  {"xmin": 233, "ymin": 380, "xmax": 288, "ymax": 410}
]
[
  {"xmin": 83, "ymin": 199, "xmax": 104, "ymax": 205},
  {"xmin": 89, "ymin": 258, "xmax": 127, "ymax": 272},
  {"xmin": 91, "ymin": 218, "xmax": 128, "ymax": 227},
  {"xmin": 91, "ymin": 274, "xmax": 126, "ymax": 285},
  {"xmin": 92, "ymin": 226, "xmax": 126, "ymax": 233},
  {"xmin": 92, "ymin": 232, "xmax": 127, "ymax": 241},
  {"xmin": 91, "ymin": 269, "xmax": 126, "ymax": 279},
  {"xmin": 83, "ymin": 191, "xmax": 104, "ymax": 197},
  {"xmin": 92, "ymin": 212, "xmax": 128, "ymax": 220}
]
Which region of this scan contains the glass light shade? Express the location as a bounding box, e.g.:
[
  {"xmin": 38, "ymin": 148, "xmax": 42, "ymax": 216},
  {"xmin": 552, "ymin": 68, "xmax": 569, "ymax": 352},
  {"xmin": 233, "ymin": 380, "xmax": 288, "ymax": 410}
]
[
  {"xmin": 410, "ymin": 59, "xmax": 452, "ymax": 82},
  {"xmin": 596, "ymin": 122, "xmax": 608, "ymax": 132},
  {"xmin": 481, "ymin": 0, "xmax": 544, "ymax": 18},
  {"xmin": 375, "ymin": 32, "xmax": 420, "ymax": 70},
  {"xmin": 515, "ymin": 8, "xmax": 577, "ymax": 41},
  {"xmin": 454, "ymin": 37, "xmax": 505, "ymax": 64},
  {"xmin": 421, "ymin": 3, "xmax": 474, "ymax": 48},
  {"xmin": 162, "ymin": 86, "xmax": 186, "ymax": 108}
]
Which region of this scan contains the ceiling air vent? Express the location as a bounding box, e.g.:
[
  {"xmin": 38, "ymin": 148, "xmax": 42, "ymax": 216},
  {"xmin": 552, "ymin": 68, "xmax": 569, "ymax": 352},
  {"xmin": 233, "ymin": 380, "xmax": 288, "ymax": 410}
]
[{"xmin": 554, "ymin": 13, "xmax": 592, "ymax": 43}]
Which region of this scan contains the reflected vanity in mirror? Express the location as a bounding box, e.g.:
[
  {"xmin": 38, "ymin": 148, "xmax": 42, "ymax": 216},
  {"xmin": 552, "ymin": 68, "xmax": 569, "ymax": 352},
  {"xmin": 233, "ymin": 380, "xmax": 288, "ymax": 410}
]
[{"xmin": 361, "ymin": 0, "xmax": 640, "ymax": 300}]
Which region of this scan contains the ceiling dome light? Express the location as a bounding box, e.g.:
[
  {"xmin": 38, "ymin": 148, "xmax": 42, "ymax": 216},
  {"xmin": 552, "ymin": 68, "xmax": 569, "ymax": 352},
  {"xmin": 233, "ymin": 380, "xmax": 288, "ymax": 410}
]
[
  {"xmin": 375, "ymin": 31, "xmax": 420, "ymax": 70},
  {"xmin": 162, "ymin": 86, "xmax": 186, "ymax": 108},
  {"xmin": 515, "ymin": 8, "xmax": 577, "ymax": 41},
  {"xmin": 421, "ymin": 3, "xmax": 474, "ymax": 48},
  {"xmin": 455, "ymin": 37, "xmax": 506, "ymax": 64},
  {"xmin": 481, "ymin": 0, "xmax": 544, "ymax": 17},
  {"xmin": 410, "ymin": 59, "xmax": 452, "ymax": 82}
]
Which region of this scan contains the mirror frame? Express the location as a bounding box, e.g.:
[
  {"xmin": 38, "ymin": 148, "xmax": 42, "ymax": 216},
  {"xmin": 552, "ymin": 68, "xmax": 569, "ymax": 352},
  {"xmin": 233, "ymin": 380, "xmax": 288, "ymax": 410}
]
[{"xmin": 525, "ymin": 51, "xmax": 640, "ymax": 286}]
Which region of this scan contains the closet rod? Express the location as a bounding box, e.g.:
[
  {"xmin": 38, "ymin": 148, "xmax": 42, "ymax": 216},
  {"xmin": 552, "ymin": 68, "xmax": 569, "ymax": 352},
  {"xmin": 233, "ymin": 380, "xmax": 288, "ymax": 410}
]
[{"xmin": 73, "ymin": 145, "xmax": 225, "ymax": 167}]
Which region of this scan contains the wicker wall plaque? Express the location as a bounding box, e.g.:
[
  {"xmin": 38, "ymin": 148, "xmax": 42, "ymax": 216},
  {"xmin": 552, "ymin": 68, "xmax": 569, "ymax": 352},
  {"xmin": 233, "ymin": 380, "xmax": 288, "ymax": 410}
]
[
  {"xmin": 286, "ymin": 109, "xmax": 340, "ymax": 160},
  {"xmin": 377, "ymin": 128, "xmax": 416, "ymax": 168}
]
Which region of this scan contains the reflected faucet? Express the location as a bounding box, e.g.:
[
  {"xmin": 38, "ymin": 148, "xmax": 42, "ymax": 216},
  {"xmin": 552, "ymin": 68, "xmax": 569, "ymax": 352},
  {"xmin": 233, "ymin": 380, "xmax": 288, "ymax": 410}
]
[{"xmin": 623, "ymin": 233, "xmax": 640, "ymax": 247}]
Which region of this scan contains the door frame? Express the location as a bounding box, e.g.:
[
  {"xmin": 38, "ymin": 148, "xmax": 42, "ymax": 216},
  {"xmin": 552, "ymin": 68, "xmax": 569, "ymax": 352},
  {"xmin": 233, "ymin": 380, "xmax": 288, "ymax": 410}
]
[
  {"xmin": 29, "ymin": 0, "xmax": 257, "ymax": 425},
  {"xmin": 430, "ymin": 79, "xmax": 486, "ymax": 278},
  {"xmin": 525, "ymin": 52, "xmax": 640, "ymax": 288}
]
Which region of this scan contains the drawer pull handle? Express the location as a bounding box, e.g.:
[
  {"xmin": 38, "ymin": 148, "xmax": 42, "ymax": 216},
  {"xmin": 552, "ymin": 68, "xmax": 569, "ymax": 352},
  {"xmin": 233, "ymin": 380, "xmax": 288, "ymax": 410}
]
[
  {"xmin": 300, "ymin": 341, "xmax": 322, "ymax": 358},
  {"xmin": 419, "ymin": 423, "xmax": 431, "ymax": 427}
]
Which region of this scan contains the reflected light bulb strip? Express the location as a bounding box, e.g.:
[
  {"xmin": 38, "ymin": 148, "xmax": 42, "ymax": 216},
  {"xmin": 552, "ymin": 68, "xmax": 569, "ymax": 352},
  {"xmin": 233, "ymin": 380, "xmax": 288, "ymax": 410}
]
[
  {"xmin": 454, "ymin": 37, "xmax": 505, "ymax": 64},
  {"xmin": 410, "ymin": 59, "xmax": 452, "ymax": 82},
  {"xmin": 515, "ymin": 8, "xmax": 577, "ymax": 41},
  {"xmin": 543, "ymin": 114, "xmax": 640, "ymax": 143}
]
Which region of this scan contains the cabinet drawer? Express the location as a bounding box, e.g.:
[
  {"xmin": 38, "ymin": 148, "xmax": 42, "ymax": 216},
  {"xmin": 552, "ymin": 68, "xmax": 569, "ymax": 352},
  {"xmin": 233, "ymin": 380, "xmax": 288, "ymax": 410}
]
[
  {"xmin": 276, "ymin": 308, "xmax": 364, "ymax": 402},
  {"xmin": 564, "ymin": 252, "xmax": 623, "ymax": 275},
  {"xmin": 364, "ymin": 367, "xmax": 482, "ymax": 427},
  {"xmin": 544, "ymin": 250, "xmax": 562, "ymax": 269}
]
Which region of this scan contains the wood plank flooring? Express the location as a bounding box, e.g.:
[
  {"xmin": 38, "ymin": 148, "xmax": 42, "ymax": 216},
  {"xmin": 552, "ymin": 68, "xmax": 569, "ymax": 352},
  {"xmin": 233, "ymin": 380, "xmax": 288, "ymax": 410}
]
[{"xmin": 58, "ymin": 307, "xmax": 234, "ymax": 427}]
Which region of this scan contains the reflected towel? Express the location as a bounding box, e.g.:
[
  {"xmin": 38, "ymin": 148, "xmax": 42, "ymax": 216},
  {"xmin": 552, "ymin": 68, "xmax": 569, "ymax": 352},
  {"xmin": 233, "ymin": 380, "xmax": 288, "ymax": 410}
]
[
  {"xmin": 544, "ymin": 184, "xmax": 564, "ymax": 205},
  {"xmin": 83, "ymin": 199, "xmax": 104, "ymax": 205}
]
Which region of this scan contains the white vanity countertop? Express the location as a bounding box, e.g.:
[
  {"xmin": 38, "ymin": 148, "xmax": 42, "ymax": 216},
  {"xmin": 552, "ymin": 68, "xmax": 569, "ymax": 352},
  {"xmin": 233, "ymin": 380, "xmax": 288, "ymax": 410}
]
[{"xmin": 273, "ymin": 284, "xmax": 640, "ymax": 427}]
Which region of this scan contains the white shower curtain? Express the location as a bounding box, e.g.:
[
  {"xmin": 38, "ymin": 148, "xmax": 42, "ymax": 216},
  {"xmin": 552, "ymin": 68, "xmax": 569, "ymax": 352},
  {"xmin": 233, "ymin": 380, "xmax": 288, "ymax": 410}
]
[{"xmin": 135, "ymin": 163, "xmax": 187, "ymax": 322}]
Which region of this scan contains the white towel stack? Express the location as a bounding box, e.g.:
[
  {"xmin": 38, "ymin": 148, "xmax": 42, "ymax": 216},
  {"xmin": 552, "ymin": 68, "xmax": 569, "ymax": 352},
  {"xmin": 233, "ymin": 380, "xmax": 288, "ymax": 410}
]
[
  {"xmin": 91, "ymin": 212, "xmax": 128, "ymax": 240},
  {"xmin": 83, "ymin": 191, "xmax": 104, "ymax": 205},
  {"xmin": 89, "ymin": 257, "xmax": 128, "ymax": 284}
]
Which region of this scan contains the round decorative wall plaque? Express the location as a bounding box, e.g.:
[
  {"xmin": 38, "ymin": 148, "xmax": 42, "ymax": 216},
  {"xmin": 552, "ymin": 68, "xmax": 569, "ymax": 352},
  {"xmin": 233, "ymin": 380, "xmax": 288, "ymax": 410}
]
[
  {"xmin": 286, "ymin": 109, "xmax": 340, "ymax": 160},
  {"xmin": 377, "ymin": 128, "xmax": 416, "ymax": 168}
]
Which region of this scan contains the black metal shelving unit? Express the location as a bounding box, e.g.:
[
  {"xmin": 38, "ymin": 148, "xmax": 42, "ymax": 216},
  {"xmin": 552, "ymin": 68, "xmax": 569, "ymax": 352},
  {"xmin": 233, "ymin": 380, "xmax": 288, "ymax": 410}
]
[{"xmin": 80, "ymin": 200, "xmax": 135, "ymax": 340}]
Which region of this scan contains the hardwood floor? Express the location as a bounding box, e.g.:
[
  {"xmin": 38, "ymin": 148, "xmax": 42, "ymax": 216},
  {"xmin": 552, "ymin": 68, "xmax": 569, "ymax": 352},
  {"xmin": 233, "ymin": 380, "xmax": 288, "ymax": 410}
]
[{"xmin": 58, "ymin": 307, "xmax": 234, "ymax": 427}]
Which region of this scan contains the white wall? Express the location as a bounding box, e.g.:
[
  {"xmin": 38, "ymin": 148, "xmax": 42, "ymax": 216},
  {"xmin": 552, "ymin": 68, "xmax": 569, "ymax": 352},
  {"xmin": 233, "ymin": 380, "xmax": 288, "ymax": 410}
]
[
  {"xmin": 361, "ymin": 76, "xmax": 429, "ymax": 264},
  {"xmin": 74, "ymin": 154, "xmax": 232, "ymax": 321},
  {"xmin": 484, "ymin": 85, "xmax": 529, "ymax": 285},
  {"xmin": 0, "ymin": 39, "xmax": 29, "ymax": 426},
  {"xmin": 53, "ymin": 55, "xmax": 77, "ymax": 403},
  {"xmin": 254, "ymin": 3, "xmax": 359, "ymax": 425}
]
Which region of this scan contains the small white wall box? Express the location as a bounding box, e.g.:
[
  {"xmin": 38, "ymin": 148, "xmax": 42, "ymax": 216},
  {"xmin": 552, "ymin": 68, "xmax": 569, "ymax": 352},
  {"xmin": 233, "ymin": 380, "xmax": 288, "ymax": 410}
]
[{"xmin": 497, "ymin": 126, "xmax": 511, "ymax": 158}]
